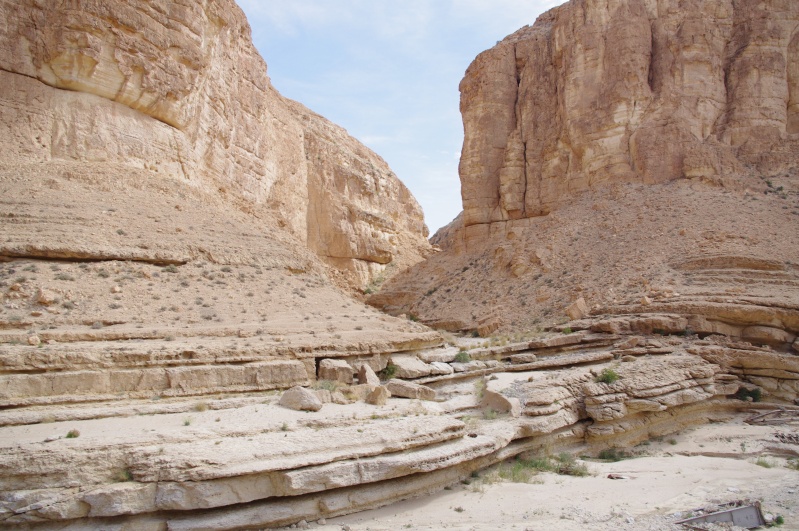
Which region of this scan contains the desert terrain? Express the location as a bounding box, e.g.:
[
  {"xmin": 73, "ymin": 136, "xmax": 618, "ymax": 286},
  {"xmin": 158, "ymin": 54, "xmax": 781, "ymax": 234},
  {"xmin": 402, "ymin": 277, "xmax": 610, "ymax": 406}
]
[{"xmin": 1, "ymin": 0, "xmax": 798, "ymax": 529}]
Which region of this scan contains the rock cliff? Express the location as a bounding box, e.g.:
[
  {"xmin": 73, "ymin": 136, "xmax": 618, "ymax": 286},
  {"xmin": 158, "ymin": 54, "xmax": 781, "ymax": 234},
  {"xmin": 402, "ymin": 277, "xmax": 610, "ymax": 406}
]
[
  {"xmin": 0, "ymin": 0, "xmax": 429, "ymax": 288},
  {"xmin": 372, "ymin": 0, "xmax": 799, "ymax": 337},
  {"xmin": 458, "ymin": 0, "xmax": 798, "ymax": 233}
]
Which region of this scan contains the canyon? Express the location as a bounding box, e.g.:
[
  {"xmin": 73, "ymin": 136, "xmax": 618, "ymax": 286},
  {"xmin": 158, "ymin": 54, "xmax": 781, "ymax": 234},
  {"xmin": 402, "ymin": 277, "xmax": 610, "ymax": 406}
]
[{"xmin": 1, "ymin": 0, "xmax": 798, "ymax": 529}]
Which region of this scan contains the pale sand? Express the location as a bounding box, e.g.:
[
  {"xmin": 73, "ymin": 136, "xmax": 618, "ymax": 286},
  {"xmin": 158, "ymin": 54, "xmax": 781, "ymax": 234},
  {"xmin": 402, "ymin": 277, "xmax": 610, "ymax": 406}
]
[{"xmin": 303, "ymin": 420, "xmax": 799, "ymax": 531}]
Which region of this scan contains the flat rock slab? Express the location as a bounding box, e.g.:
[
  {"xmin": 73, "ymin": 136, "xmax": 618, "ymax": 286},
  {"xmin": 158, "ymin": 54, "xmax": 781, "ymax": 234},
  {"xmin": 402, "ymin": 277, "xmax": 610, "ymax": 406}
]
[
  {"xmin": 386, "ymin": 379, "xmax": 436, "ymax": 401},
  {"xmin": 390, "ymin": 354, "xmax": 433, "ymax": 379}
]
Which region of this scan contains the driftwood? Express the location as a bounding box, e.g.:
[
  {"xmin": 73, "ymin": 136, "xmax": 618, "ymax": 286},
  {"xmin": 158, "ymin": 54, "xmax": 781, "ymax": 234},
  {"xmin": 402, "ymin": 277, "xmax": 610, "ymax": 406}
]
[{"xmin": 744, "ymin": 408, "xmax": 799, "ymax": 426}]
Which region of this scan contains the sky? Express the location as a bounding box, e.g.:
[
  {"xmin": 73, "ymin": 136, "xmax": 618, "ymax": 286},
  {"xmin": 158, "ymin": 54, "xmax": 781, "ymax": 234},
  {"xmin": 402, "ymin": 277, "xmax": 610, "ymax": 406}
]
[{"xmin": 237, "ymin": 1, "xmax": 564, "ymax": 234}]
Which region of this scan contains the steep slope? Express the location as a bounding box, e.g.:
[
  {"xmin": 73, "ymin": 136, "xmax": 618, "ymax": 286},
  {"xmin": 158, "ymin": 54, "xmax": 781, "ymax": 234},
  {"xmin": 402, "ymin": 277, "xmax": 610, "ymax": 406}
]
[
  {"xmin": 372, "ymin": 0, "xmax": 799, "ymax": 345},
  {"xmin": 0, "ymin": 0, "xmax": 430, "ymax": 288}
]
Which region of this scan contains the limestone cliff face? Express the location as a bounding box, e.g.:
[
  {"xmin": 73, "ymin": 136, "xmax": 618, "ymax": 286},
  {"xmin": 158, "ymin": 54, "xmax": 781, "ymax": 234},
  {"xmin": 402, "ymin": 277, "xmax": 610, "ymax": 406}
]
[
  {"xmin": 459, "ymin": 0, "xmax": 799, "ymax": 233},
  {"xmin": 0, "ymin": 0, "xmax": 428, "ymax": 287}
]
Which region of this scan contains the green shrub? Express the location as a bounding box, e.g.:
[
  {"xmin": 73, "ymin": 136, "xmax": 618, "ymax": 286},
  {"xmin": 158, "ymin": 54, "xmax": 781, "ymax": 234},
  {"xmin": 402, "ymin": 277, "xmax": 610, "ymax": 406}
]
[
  {"xmin": 454, "ymin": 351, "xmax": 471, "ymax": 363},
  {"xmin": 562, "ymin": 327, "xmax": 572, "ymax": 334},
  {"xmin": 733, "ymin": 387, "xmax": 762, "ymax": 402},
  {"xmin": 596, "ymin": 368, "xmax": 619, "ymax": 384},
  {"xmin": 65, "ymin": 429, "xmax": 80, "ymax": 438},
  {"xmin": 597, "ymin": 448, "xmax": 629, "ymax": 462},
  {"xmin": 378, "ymin": 364, "xmax": 397, "ymax": 381}
]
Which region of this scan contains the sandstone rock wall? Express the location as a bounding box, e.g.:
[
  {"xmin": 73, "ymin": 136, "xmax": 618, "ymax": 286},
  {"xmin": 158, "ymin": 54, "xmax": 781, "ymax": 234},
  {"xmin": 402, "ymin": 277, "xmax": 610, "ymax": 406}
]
[
  {"xmin": 459, "ymin": 0, "xmax": 799, "ymax": 234},
  {"xmin": 0, "ymin": 0, "xmax": 429, "ymax": 287}
]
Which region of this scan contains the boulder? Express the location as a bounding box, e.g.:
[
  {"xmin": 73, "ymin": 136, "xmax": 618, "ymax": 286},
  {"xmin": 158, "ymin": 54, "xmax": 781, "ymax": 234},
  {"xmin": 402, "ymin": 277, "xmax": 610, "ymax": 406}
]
[
  {"xmin": 279, "ymin": 387, "xmax": 323, "ymax": 412},
  {"xmin": 566, "ymin": 297, "xmax": 589, "ymax": 320},
  {"xmin": 385, "ymin": 379, "xmax": 436, "ymax": 401},
  {"xmin": 318, "ymin": 359, "xmax": 354, "ymax": 384},
  {"xmin": 365, "ymin": 386, "xmax": 391, "ymax": 406},
  {"xmin": 358, "ymin": 364, "xmax": 381, "ymax": 386},
  {"xmin": 390, "ymin": 354, "xmax": 433, "ymax": 379}
]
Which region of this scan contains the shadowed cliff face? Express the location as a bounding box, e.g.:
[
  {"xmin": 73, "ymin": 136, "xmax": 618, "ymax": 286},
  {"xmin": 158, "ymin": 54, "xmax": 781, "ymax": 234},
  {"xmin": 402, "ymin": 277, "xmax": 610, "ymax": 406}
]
[
  {"xmin": 458, "ymin": 0, "xmax": 799, "ymax": 236},
  {"xmin": 0, "ymin": 0, "xmax": 430, "ymax": 288}
]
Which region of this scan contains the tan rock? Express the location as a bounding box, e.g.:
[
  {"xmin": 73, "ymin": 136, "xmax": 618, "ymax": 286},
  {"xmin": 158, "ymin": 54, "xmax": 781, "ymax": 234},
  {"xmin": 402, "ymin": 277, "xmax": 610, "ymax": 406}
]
[
  {"xmin": 26, "ymin": 335, "xmax": 40, "ymax": 346},
  {"xmin": 429, "ymin": 362, "xmax": 455, "ymax": 376},
  {"xmin": 278, "ymin": 387, "xmax": 322, "ymax": 412},
  {"xmin": 82, "ymin": 483, "xmax": 156, "ymax": 518},
  {"xmin": 358, "ymin": 364, "xmax": 381, "ymax": 386},
  {"xmin": 390, "ymin": 354, "xmax": 433, "ymax": 379},
  {"xmin": 318, "ymin": 359, "xmax": 354, "ymax": 385},
  {"xmin": 365, "ymin": 385, "xmax": 391, "ymax": 406},
  {"xmin": 566, "ymin": 298, "xmax": 589, "ymax": 320},
  {"xmin": 36, "ymin": 288, "xmax": 58, "ymax": 306},
  {"xmin": 616, "ymin": 337, "xmax": 642, "ymax": 350},
  {"xmin": 0, "ymin": 0, "xmax": 430, "ymax": 289},
  {"xmin": 385, "ymin": 379, "xmax": 436, "ymax": 401}
]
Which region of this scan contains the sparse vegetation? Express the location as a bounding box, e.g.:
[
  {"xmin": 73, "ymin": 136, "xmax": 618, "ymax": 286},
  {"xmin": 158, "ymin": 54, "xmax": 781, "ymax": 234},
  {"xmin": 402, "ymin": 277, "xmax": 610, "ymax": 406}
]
[
  {"xmin": 491, "ymin": 453, "xmax": 590, "ymax": 483},
  {"xmin": 596, "ymin": 368, "xmax": 620, "ymax": 384},
  {"xmin": 454, "ymin": 351, "xmax": 471, "ymax": 363},
  {"xmin": 755, "ymin": 456, "xmax": 775, "ymax": 468},
  {"xmin": 733, "ymin": 387, "xmax": 762, "ymax": 402},
  {"xmin": 378, "ymin": 364, "xmax": 398, "ymax": 380},
  {"xmin": 113, "ymin": 469, "xmax": 134, "ymax": 482},
  {"xmin": 597, "ymin": 448, "xmax": 630, "ymax": 462},
  {"xmin": 65, "ymin": 429, "xmax": 80, "ymax": 438},
  {"xmin": 183, "ymin": 417, "xmax": 193, "ymax": 426}
]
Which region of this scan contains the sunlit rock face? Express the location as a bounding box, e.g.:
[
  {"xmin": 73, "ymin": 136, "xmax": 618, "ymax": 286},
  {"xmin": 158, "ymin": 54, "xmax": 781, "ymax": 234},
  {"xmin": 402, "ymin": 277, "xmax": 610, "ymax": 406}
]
[
  {"xmin": 0, "ymin": 0, "xmax": 430, "ymax": 287},
  {"xmin": 459, "ymin": 0, "xmax": 799, "ymax": 234}
]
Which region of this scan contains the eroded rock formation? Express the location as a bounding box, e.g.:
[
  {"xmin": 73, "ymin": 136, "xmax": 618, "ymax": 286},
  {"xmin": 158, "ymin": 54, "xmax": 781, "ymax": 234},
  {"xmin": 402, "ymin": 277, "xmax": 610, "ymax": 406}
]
[
  {"xmin": 459, "ymin": 0, "xmax": 799, "ymax": 234},
  {"xmin": 372, "ymin": 0, "xmax": 799, "ymax": 338},
  {"xmin": 0, "ymin": 0, "xmax": 429, "ymax": 287}
]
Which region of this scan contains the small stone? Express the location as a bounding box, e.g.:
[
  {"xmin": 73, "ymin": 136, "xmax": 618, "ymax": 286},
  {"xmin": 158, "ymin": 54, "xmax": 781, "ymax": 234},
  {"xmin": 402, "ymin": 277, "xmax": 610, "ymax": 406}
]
[
  {"xmin": 317, "ymin": 518, "xmax": 326, "ymax": 525},
  {"xmin": 111, "ymin": 285, "xmax": 122, "ymax": 293},
  {"xmin": 36, "ymin": 287, "xmax": 58, "ymax": 305},
  {"xmin": 641, "ymin": 296, "xmax": 652, "ymax": 306},
  {"xmin": 30, "ymin": 311, "xmax": 42, "ymax": 317},
  {"xmin": 27, "ymin": 335, "xmax": 41, "ymax": 346},
  {"xmin": 297, "ymin": 520, "xmax": 309, "ymax": 530}
]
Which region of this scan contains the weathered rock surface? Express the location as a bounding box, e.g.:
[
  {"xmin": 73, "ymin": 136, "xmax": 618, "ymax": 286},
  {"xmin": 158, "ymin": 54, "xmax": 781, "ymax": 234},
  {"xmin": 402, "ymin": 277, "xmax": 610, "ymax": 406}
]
[
  {"xmin": 0, "ymin": 0, "xmax": 430, "ymax": 288},
  {"xmin": 279, "ymin": 386, "xmax": 323, "ymax": 412},
  {"xmin": 370, "ymin": 0, "xmax": 799, "ymax": 339},
  {"xmin": 385, "ymin": 379, "xmax": 437, "ymax": 401},
  {"xmin": 459, "ymin": 0, "xmax": 798, "ymax": 230}
]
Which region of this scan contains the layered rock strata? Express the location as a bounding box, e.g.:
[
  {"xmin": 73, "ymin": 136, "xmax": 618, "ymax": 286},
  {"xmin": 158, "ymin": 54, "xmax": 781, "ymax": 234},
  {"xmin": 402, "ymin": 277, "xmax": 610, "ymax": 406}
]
[
  {"xmin": 459, "ymin": 0, "xmax": 799, "ymax": 232},
  {"xmin": 4, "ymin": 329, "xmax": 797, "ymax": 529},
  {"xmin": 0, "ymin": 0, "xmax": 429, "ymax": 288}
]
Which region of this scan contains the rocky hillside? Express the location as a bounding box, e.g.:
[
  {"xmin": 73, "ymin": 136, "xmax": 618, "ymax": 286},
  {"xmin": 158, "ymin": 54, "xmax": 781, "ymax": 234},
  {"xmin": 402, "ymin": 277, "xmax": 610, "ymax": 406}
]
[
  {"xmin": 0, "ymin": 0, "xmax": 430, "ymax": 288},
  {"xmin": 372, "ymin": 0, "xmax": 799, "ymax": 344}
]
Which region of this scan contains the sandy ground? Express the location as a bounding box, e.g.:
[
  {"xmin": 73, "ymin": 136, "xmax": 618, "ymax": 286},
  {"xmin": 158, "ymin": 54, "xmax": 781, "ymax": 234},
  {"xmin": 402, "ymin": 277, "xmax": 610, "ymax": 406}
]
[{"xmin": 299, "ymin": 421, "xmax": 799, "ymax": 531}]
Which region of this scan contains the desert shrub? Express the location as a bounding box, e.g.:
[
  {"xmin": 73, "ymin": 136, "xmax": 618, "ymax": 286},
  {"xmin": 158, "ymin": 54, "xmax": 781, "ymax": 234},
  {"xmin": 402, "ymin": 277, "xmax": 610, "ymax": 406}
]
[
  {"xmin": 597, "ymin": 448, "xmax": 629, "ymax": 462},
  {"xmin": 378, "ymin": 364, "xmax": 397, "ymax": 380},
  {"xmin": 733, "ymin": 387, "xmax": 762, "ymax": 402},
  {"xmin": 553, "ymin": 453, "xmax": 590, "ymax": 476},
  {"xmin": 596, "ymin": 368, "xmax": 619, "ymax": 384},
  {"xmin": 65, "ymin": 429, "xmax": 80, "ymax": 438},
  {"xmin": 755, "ymin": 456, "xmax": 774, "ymax": 468},
  {"xmin": 454, "ymin": 351, "xmax": 471, "ymax": 363},
  {"xmin": 562, "ymin": 327, "xmax": 572, "ymax": 334}
]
